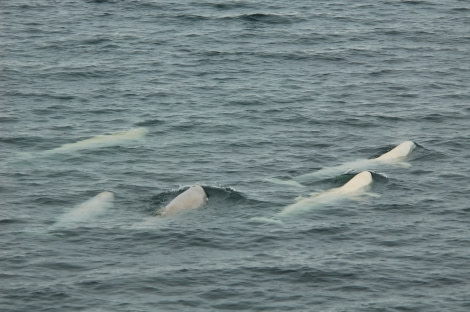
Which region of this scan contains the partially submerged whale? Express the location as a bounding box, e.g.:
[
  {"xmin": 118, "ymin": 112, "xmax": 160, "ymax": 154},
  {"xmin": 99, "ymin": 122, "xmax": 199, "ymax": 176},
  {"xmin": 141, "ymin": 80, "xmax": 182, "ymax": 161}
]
[
  {"xmin": 55, "ymin": 191, "xmax": 114, "ymax": 225},
  {"xmin": 373, "ymin": 140, "xmax": 416, "ymax": 164},
  {"xmin": 278, "ymin": 141, "xmax": 417, "ymax": 184},
  {"xmin": 157, "ymin": 185, "xmax": 208, "ymax": 217},
  {"xmin": 280, "ymin": 171, "xmax": 375, "ymax": 216},
  {"xmin": 45, "ymin": 127, "xmax": 148, "ymax": 154}
]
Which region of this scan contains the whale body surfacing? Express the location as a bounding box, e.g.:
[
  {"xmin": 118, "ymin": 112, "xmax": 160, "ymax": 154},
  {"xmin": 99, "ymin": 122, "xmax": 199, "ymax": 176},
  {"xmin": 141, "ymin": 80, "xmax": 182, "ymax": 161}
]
[
  {"xmin": 46, "ymin": 127, "xmax": 148, "ymax": 154},
  {"xmin": 55, "ymin": 191, "xmax": 114, "ymax": 225},
  {"xmin": 280, "ymin": 171, "xmax": 374, "ymax": 216},
  {"xmin": 279, "ymin": 140, "xmax": 416, "ymax": 185},
  {"xmin": 157, "ymin": 185, "xmax": 208, "ymax": 217},
  {"xmin": 337, "ymin": 170, "xmax": 373, "ymax": 194},
  {"xmin": 373, "ymin": 141, "xmax": 416, "ymax": 164}
]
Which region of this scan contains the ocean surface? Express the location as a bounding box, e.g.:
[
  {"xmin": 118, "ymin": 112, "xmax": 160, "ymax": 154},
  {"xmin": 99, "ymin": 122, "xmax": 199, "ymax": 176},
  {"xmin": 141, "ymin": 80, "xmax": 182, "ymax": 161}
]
[{"xmin": 1, "ymin": 0, "xmax": 470, "ymax": 311}]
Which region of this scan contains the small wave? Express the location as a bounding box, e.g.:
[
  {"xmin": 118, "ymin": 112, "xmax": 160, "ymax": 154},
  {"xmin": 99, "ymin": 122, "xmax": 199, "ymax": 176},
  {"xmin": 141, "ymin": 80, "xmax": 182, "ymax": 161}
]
[
  {"xmin": 221, "ymin": 13, "xmax": 298, "ymax": 25},
  {"xmin": 174, "ymin": 14, "xmax": 210, "ymax": 22},
  {"xmin": 81, "ymin": 37, "xmax": 112, "ymax": 45},
  {"xmin": 86, "ymin": 0, "xmax": 119, "ymax": 3},
  {"xmin": 201, "ymin": 2, "xmax": 256, "ymax": 10},
  {"xmin": 203, "ymin": 186, "xmax": 248, "ymax": 203},
  {"xmin": 451, "ymin": 7, "xmax": 470, "ymax": 12},
  {"xmin": 0, "ymin": 114, "xmax": 18, "ymax": 123},
  {"xmin": 0, "ymin": 218, "xmax": 27, "ymax": 225},
  {"xmin": 248, "ymin": 217, "xmax": 283, "ymax": 225},
  {"xmin": 136, "ymin": 118, "xmax": 165, "ymax": 127}
]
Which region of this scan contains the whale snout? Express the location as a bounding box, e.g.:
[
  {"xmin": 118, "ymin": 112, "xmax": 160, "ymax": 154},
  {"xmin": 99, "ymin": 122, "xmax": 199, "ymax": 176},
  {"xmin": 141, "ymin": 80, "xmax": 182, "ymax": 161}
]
[{"xmin": 96, "ymin": 191, "xmax": 114, "ymax": 202}]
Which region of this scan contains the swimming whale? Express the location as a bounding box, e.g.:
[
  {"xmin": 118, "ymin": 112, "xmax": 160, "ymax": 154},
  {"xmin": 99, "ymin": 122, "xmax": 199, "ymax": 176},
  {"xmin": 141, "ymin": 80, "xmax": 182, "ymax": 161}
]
[
  {"xmin": 45, "ymin": 127, "xmax": 148, "ymax": 154},
  {"xmin": 275, "ymin": 141, "xmax": 416, "ymax": 184},
  {"xmin": 55, "ymin": 191, "xmax": 114, "ymax": 225},
  {"xmin": 157, "ymin": 185, "xmax": 208, "ymax": 217},
  {"xmin": 373, "ymin": 140, "xmax": 416, "ymax": 164},
  {"xmin": 280, "ymin": 171, "xmax": 375, "ymax": 216}
]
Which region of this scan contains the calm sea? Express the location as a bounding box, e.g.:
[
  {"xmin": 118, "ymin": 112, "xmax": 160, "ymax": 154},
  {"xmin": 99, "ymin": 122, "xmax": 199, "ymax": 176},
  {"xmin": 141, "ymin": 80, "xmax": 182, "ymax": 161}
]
[{"xmin": 1, "ymin": 0, "xmax": 470, "ymax": 311}]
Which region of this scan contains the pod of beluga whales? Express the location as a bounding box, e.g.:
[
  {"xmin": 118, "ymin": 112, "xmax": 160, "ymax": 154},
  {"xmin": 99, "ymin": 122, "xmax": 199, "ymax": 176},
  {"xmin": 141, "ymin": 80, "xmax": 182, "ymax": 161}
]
[
  {"xmin": 256, "ymin": 140, "xmax": 416, "ymax": 222},
  {"xmin": 48, "ymin": 133, "xmax": 415, "ymax": 227}
]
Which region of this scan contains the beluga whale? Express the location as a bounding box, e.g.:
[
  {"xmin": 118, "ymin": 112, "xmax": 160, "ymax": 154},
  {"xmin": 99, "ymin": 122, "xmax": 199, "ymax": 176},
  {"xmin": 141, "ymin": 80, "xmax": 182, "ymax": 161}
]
[
  {"xmin": 44, "ymin": 127, "xmax": 148, "ymax": 154},
  {"xmin": 373, "ymin": 140, "xmax": 416, "ymax": 165},
  {"xmin": 279, "ymin": 171, "xmax": 376, "ymax": 216},
  {"xmin": 156, "ymin": 185, "xmax": 208, "ymax": 217},
  {"xmin": 54, "ymin": 191, "xmax": 114, "ymax": 226},
  {"xmin": 277, "ymin": 140, "xmax": 417, "ymax": 184}
]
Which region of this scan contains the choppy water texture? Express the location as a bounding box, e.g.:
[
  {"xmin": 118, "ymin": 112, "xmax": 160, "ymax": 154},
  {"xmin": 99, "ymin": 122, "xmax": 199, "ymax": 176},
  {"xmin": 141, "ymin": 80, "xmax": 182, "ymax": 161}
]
[{"xmin": 1, "ymin": 0, "xmax": 470, "ymax": 311}]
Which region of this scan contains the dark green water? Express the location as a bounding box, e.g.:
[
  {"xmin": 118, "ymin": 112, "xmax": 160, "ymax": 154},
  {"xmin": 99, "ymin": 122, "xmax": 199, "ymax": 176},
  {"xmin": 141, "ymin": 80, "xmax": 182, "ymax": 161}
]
[{"xmin": 1, "ymin": 1, "xmax": 469, "ymax": 311}]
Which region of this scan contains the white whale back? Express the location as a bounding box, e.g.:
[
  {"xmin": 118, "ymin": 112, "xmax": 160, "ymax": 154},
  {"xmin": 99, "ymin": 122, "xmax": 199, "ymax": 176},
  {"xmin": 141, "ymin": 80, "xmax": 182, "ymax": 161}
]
[
  {"xmin": 374, "ymin": 141, "xmax": 416, "ymax": 163},
  {"xmin": 280, "ymin": 171, "xmax": 373, "ymax": 216},
  {"xmin": 46, "ymin": 127, "xmax": 148, "ymax": 154},
  {"xmin": 159, "ymin": 185, "xmax": 208, "ymax": 217},
  {"xmin": 55, "ymin": 191, "xmax": 114, "ymax": 225},
  {"xmin": 337, "ymin": 170, "xmax": 373, "ymax": 194}
]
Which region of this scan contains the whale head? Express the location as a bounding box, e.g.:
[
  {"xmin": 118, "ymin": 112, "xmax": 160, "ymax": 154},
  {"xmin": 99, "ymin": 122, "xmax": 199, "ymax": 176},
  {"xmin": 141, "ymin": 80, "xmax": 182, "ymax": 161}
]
[
  {"xmin": 374, "ymin": 141, "xmax": 416, "ymax": 163},
  {"xmin": 337, "ymin": 171, "xmax": 373, "ymax": 194},
  {"xmin": 158, "ymin": 185, "xmax": 208, "ymax": 217},
  {"xmin": 95, "ymin": 191, "xmax": 115, "ymax": 202}
]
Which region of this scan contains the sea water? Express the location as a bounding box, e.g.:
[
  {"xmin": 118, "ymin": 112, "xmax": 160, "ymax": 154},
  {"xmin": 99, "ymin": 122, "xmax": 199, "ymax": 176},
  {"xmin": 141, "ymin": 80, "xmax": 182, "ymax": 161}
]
[{"xmin": 1, "ymin": 1, "xmax": 469, "ymax": 311}]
